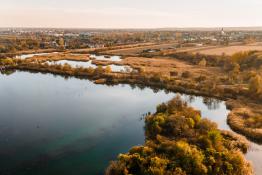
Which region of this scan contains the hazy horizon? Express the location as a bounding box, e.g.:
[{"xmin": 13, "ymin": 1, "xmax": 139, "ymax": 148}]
[{"xmin": 1, "ymin": 0, "xmax": 262, "ymax": 28}]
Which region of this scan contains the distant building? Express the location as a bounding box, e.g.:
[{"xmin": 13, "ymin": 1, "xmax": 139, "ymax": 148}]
[
  {"xmin": 219, "ymin": 28, "xmax": 229, "ymax": 45},
  {"xmin": 221, "ymin": 28, "xmax": 226, "ymax": 36},
  {"xmin": 50, "ymin": 41, "xmax": 59, "ymax": 48}
]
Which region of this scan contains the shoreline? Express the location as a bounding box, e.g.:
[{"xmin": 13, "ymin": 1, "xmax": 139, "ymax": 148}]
[{"xmin": 4, "ymin": 61, "xmax": 261, "ymax": 143}]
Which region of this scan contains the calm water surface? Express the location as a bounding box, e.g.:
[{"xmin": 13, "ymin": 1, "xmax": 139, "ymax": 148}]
[{"xmin": 0, "ymin": 71, "xmax": 261, "ymax": 175}]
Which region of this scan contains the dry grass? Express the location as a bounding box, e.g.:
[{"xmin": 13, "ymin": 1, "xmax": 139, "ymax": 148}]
[
  {"xmin": 92, "ymin": 56, "xmax": 223, "ymax": 78},
  {"xmin": 123, "ymin": 56, "xmax": 223, "ymax": 77},
  {"xmin": 228, "ymin": 108, "xmax": 262, "ymax": 142},
  {"xmin": 193, "ymin": 45, "xmax": 262, "ymax": 56},
  {"xmin": 69, "ymin": 42, "xmax": 155, "ymax": 54},
  {"xmin": 4, "ymin": 49, "xmax": 59, "ymax": 55},
  {"xmin": 154, "ymin": 46, "xmax": 227, "ymax": 57},
  {"xmin": 103, "ymin": 42, "xmax": 177, "ymax": 55},
  {"xmin": 226, "ymin": 100, "xmax": 262, "ymax": 142},
  {"xmin": 26, "ymin": 53, "xmax": 90, "ymax": 63}
]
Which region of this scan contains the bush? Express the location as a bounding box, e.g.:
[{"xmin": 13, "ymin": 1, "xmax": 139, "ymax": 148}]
[
  {"xmin": 198, "ymin": 58, "xmax": 207, "ymax": 67},
  {"xmin": 195, "ymin": 75, "xmax": 207, "ymax": 82},
  {"xmin": 249, "ymin": 74, "xmax": 262, "ymax": 94},
  {"xmin": 0, "ymin": 58, "xmax": 15, "ymax": 66},
  {"xmin": 181, "ymin": 71, "xmax": 191, "ymax": 78},
  {"xmin": 105, "ymin": 65, "xmax": 112, "ymax": 73},
  {"xmin": 62, "ymin": 63, "xmax": 72, "ymax": 71},
  {"xmin": 156, "ymin": 103, "xmax": 168, "ymax": 113},
  {"xmin": 170, "ymin": 71, "xmax": 178, "ymax": 77},
  {"xmin": 94, "ymin": 65, "xmax": 104, "ymax": 75}
]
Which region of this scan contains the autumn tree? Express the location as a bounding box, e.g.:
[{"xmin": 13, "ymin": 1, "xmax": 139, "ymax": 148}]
[
  {"xmin": 198, "ymin": 58, "xmax": 207, "ymax": 67},
  {"xmin": 105, "ymin": 65, "xmax": 112, "ymax": 73},
  {"xmin": 106, "ymin": 97, "xmax": 252, "ymax": 175},
  {"xmin": 249, "ymin": 74, "xmax": 262, "ymax": 94}
]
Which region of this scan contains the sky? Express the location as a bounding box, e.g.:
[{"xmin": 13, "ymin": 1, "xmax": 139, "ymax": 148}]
[{"xmin": 0, "ymin": 0, "xmax": 261, "ymax": 28}]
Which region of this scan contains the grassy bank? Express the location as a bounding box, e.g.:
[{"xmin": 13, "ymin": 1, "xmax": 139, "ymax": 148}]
[
  {"xmin": 226, "ymin": 100, "xmax": 262, "ymax": 143},
  {"xmin": 25, "ymin": 53, "xmax": 90, "ymax": 63}
]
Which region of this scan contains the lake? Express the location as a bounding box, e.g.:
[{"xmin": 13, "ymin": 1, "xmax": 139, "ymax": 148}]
[{"xmin": 0, "ymin": 71, "xmax": 261, "ymax": 175}]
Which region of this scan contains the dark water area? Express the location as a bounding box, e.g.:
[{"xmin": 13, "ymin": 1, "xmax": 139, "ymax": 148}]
[{"xmin": 0, "ymin": 71, "xmax": 261, "ymax": 175}]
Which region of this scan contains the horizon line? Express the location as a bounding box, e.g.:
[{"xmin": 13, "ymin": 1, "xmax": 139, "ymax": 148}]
[{"xmin": 1, "ymin": 26, "xmax": 262, "ymax": 31}]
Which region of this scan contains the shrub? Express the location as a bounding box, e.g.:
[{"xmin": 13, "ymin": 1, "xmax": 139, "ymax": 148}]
[
  {"xmin": 62, "ymin": 63, "xmax": 72, "ymax": 71},
  {"xmin": 105, "ymin": 65, "xmax": 112, "ymax": 73},
  {"xmin": 249, "ymin": 74, "xmax": 262, "ymax": 94},
  {"xmin": 95, "ymin": 65, "xmax": 104, "ymax": 75},
  {"xmin": 0, "ymin": 58, "xmax": 15, "ymax": 66},
  {"xmin": 198, "ymin": 58, "xmax": 207, "ymax": 67},
  {"xmin": 195, "ymin": 75, "xmax": 207, "ymax": 82},
  {"xmin": 156, "ymin": 103, "xmax": 168, "ymax": 113},
  {"xmin": 170, "ymin": 71, "xmax": 178, "ymax": 77},
  {"xmin": 181, "ymin": 71, "xmax": 191, "ymax": 78}
]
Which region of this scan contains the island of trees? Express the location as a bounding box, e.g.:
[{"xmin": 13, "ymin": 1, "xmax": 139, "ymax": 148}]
[{"xmin": 106, "ymin": 96, "xmax": 252, "ymax": 175}]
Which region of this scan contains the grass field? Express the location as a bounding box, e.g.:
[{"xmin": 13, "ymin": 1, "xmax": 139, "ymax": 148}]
[
  {"xmin": 103, "ymin": 42, "xmax": 177, "ymax": 55},
  {"xmin": 192, "ymin": 44, "xmax": 262, "ymax": 55}
]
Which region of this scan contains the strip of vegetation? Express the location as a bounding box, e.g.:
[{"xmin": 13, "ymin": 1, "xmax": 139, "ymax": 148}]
[
  {"xmin": 106, "ymin": 96, "xmax": 252, "ymax": 175},
  {"xmin": 26, "ymin": 53, "xmax": 90, "ymax": 63},
  {"xmin": 226, "ymin": 100, "xmax": 262, "ymax": 143}
]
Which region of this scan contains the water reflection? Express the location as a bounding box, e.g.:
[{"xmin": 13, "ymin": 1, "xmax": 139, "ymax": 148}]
[
  {"xmin": 0, "ymin": 69, "xmax": 16, "ymax": 76},
  {"xmin": 203, "ymin": 97, "xmax": 221, "ymax": 110},
  {"xmin": 184, "ymin": 95, "xmax": 196, "ymax": 103},
  {"xmin": 0, "ymin": 71, "xmax": 260, "ymax": 175}
]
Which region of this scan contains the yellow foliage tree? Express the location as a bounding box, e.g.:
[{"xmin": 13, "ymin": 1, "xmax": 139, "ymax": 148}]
[
  {"xmin": 249, "ymin": 74, "xmax": 262, "ymax": 94},
  {"xmin": 198, "ymin": 58, "xmax": 207, "ymax": 67},
  {"xmin": 105, "ymin": 65, "xmax": 112, "ymax": 73}
]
